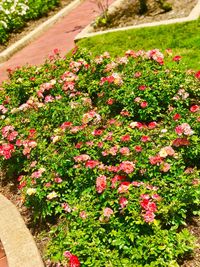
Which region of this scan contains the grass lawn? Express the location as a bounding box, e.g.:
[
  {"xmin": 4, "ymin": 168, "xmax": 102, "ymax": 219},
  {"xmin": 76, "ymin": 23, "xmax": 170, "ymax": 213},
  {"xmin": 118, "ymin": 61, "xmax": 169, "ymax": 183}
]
[{"xmin": 77, "ymin": 18, "xmax": 200, "ymax": 70}]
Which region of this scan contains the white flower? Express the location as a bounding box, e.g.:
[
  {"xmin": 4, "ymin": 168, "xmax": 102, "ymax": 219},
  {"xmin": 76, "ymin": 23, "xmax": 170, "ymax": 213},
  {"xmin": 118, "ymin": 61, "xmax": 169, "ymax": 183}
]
[
  {"xmin": 27, "ymin": 188, "xmax": 36, "ymax": 196},
  {"xmin": 47, "ymin": 191, "xmax": 58, "ymax": 200}
]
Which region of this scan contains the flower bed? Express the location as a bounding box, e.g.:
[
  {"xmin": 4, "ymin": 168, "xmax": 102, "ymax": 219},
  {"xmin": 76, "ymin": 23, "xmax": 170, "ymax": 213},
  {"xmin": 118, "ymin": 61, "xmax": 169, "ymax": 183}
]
[
  {"xmin": 0, "ymin": 0, "xmax": 61, "ymax": 45},
  {"xmin": 0, "ymin": 48, "xmax": 200, "ymax": 266}
]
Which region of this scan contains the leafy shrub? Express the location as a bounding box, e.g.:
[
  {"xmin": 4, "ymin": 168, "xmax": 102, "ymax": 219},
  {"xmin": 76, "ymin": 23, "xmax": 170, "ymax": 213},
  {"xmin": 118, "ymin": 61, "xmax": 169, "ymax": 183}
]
[
  {"xmin": 0, "ymin": 48, "xmax": 200, "ymax": 266},
  {"xmin": 0, "ymin": 0, "xmax": 60, "ymax": 45}
]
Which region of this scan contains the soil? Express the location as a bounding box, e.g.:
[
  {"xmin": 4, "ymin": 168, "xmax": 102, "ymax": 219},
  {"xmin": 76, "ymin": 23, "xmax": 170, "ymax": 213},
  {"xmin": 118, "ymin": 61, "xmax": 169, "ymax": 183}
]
[
  {"xmin": 93, "ymin": 0, "xmax": 198, "ymax": 31},
  {"xmin": 0, "ymin": 0, "xmax": 73, "ymax": 53}
]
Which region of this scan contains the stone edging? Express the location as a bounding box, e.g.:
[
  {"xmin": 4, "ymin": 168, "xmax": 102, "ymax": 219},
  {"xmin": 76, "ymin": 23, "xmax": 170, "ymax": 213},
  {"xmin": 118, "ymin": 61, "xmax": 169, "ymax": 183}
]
[
  {"xmin": 0, "ymin": 0, "xmax": 82, "ymax": 64},
  {"xmin": 75, "ymin": 0, "xmax": 200, "ymax": 40},
  {"xmin": 0, "ymin": 194, "xmax": 44, "ymax": 267}
]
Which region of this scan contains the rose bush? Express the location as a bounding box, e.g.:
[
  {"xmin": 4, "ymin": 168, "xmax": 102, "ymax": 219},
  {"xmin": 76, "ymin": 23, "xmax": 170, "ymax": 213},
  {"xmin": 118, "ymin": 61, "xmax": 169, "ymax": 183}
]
[{"xmin": 0, "ymin": 48, "xmax": 200, "ymax": 266}]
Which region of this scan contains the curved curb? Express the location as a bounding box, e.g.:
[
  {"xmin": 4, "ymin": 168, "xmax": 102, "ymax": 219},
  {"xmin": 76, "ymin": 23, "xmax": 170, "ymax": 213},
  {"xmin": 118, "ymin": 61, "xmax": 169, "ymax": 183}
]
[
  {"xmin": 0, "ymin": 194, "xmax": 44, "ymax": 267},
  {"xmin": 75, "ymin": 0, "xmax": 200, "ymax": 40},
  {"xmin": 0, "ymin": 0, "xmax": 82, "ymax": 64}
]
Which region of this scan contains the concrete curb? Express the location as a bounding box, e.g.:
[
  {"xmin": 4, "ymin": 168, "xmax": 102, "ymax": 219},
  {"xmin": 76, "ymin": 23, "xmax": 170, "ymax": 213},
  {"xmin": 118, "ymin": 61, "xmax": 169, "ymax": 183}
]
[
  {"xmin": 75, "ymin": 0, "xmax": 200, "ymax": 40},
  {"xmin": 0, "ymin": 194, "xmax": 44, "ymax": 267},
  {"xmin": 0, "ymin": 0, "xmax": 83, "ymax": 63}
]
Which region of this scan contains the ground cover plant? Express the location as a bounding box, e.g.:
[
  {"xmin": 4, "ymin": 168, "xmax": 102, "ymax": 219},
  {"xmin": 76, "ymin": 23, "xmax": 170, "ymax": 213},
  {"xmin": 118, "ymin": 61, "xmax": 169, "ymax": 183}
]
[
  {"xmin": 0, "ymin": 47, "xmax": 200, "ymax": 266},
  {"xmin": 0, "ymin": 0, "xmax": 60, "ymax": 44},
  {"xmin": 78, "ymin": 18, "xmax": 200, "ymax": 71}
]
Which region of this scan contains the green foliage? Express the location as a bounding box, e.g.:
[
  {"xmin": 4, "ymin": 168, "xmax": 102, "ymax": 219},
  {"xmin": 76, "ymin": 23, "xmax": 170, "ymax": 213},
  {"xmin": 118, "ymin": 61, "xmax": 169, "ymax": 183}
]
[
  {"xmin": 78, "ymin": 18, "xmax": 200, "ymax": 70},
  {"xmin": 0, "ymin": 0, "xmax": 60, "ymax": 45},
  {"xmin": 0, "ymin": 48, "xmax": 200, "ymax": 266}
]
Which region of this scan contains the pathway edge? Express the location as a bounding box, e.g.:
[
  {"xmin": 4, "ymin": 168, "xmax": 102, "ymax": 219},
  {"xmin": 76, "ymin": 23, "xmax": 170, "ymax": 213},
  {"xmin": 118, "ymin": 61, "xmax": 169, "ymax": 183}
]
[
  {"xmin": 0, "ymin": 0, "xmax": 83, "ymax": 63},
  {"xmin": 0, "ymin": 194, "xmax": 44, "ymax": 267}
]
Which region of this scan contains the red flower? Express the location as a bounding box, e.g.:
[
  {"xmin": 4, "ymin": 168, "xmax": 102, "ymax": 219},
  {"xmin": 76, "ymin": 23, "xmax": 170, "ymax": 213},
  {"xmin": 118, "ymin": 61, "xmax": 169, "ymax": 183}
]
[
  {"xmin": 149, "ymin": 155, "xmax": 163, "ymax": 165},
  {"xmin": 173, "ymin": 113, "xmax": 181, "ymax": 120},
  {"xmin": 107, "ymin": 98, "xmax": 114, "ymax": 105},
  {"xmin": 195, "ymin": 70, "xmax": 200, "ymax": 80},
  {"xmin": 92, "ymin": 129, "xmax": 104, "ymax": 136},
  {"xmin": 85, "ymin": 160, "xmax": 99, "ymax": 168},
  {"xmin": 141, "ymin": 136, "xmax": 150, "ymax": 142},
  {"xmin": 148, "ymin": 122, "xmax": 157, "ymax": 129},
  {"xmin": 134, "ymin": 145, "xmax": 142, "ymax": 152},
  {"xmin": 173, "ymin": 55, "xmax": 181, "ymax": 62},
  {"xmin": 121, "ymin": 134, "xmax": 131, "ymax": 142},
  {"xmin": 96, "ymin": 175, "xmax": 107, "ymax": 193},
  {"xmin": 140, "ymin": 101, "xmax": 148, "ymax": 108},
  {"xmin": 138, "ymin": 85, "xmax": 146, "ymax": 91},
  {"xmin": 190, "ymin": 105, "xmax": 199, "ymax": 113},
  {"xmin": 140, "ymin": 199, "xmax": 157, "ymax": 212},
  {"xmin": 63, "ymin": 251, "xmax": 80, "ymax": 267}
]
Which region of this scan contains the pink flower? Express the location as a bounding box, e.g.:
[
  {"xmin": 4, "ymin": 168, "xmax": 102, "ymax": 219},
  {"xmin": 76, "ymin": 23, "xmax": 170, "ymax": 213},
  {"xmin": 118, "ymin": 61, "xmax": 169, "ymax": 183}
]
[
  {"xmin": 140, "ymin": 101, "xmax": 148, "ymax": 108},
  {"xmin": 60, "ymin": 121, "xmax": 72, "ymax": 130},
  {"xmin": 142, "ymin": 211, "xmax": 155, "ymax": 223},
  {"xmin": 149, "ymin": 155, "xmax": 163, "ymax": 165},
  {"xmin": 140, "ymin": 199, "xmax": 157, "ymax": 212},
  {"xmin": 74, "ymin": 154, "xmax": 90, "ymax": 163},
  {"xmin": 92, "ymin": 129, "xmax": 104, "ymax": 136},
  {"xmin": 109, "ymin": 146, "xmax": 118, "ymax": 156},
  {"xmin": 54, "ymin": 177, "xmax": 63, "ymax": 183},
  {"xmin": 175, "ymin": 125, "xmax": 184, "ymax": 135},
  {"xmin": 172, "ymin": 138, "xmax": 190, "ymax": 147},
  {"xmin": 190, "ymin": 105, "xmax": 199, "ymax": 113},
  {"xmin": 7, "ymin": 131, "xmax": 18, "ymax": 141},
  {"xmin": 119, "ymin": 197, "xmax": 128, "ymax": 208},
  {"xmin": 96, "ymin": 175, "xmax": 107, "ymax": 193},
  {"xmin": 111, "ymin": 175, "xmax": 125, "ymax": 188},
  {"xmin": 62, "ymin": 203, "xmax": 71, "ymax": 213},
  {"xmin": 118, "ymin": 181, "xmax": 131, "ymax": 193},
  {"xmin": 63, "ymin": 251, "xmax": 80, "ymax": 267},
  {"xmin": 160, "ymin": 162, "xmax": 171, "ymax": 172},
  {"xmin": 79, "ymin": 211, "xmax": 87, "ymax": 219},
  {"xmin": 134, "ymin": 72, "xmax": 142, "ymax": 78},
  {"xmin": 85, "ymin": 160, "xmax": 99, "ymax": 168},
  {"xmin": 119, "ymin": 147, "xmax": 130, "ymax": 155},
  {"xmin": 119, "ymin": 161, "xmax": 135, "ymax": 174},
  {"xmin": 103, "ymin": 207, "xmax": 114, "ymax": 217}
]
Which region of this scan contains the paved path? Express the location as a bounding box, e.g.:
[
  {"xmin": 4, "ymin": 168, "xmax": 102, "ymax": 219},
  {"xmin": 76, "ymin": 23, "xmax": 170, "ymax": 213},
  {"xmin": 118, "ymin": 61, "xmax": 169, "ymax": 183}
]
[
  {"xmin": 0, "ymin": 0, "xmax": 112, "ymax": 84},
  {"xmin": 0, "ymin": 242, "xmax": 8, "ymax": 267}
]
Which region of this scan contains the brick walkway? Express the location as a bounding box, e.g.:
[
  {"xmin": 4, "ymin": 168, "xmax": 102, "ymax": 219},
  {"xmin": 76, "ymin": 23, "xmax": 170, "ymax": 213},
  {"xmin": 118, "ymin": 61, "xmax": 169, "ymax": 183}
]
[
  {"xmin": 0, "ymin": 242, "xmax": 8, "ymax": 267},
  {"xmin": 0, "ymin": 0, "xmax": 113, "ymax": 84}
]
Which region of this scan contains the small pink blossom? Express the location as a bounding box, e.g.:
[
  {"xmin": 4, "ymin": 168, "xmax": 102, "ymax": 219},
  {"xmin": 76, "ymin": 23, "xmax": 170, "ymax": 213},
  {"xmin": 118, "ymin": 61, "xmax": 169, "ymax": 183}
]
[
  {"xmin": 119, "ymin": 147, "xmax": 130, "ymax": 155},
  {"xmin": 119, "ymin": 161, "xmax": 135, "ymax": 174},
  {"xmin": 142, "ymin": 211, "xmax": 155, "ymax": 223},
  {"xmin": 103, "ymin": 207, "xmax": 113, "ymax": 218},
  {"xmin": 96, "ymin": 175, "xmax": 107, "ymax": 193},
  {"xmin": 119, "ymin": 197, "xmax": 128, "ymax": 208}
]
